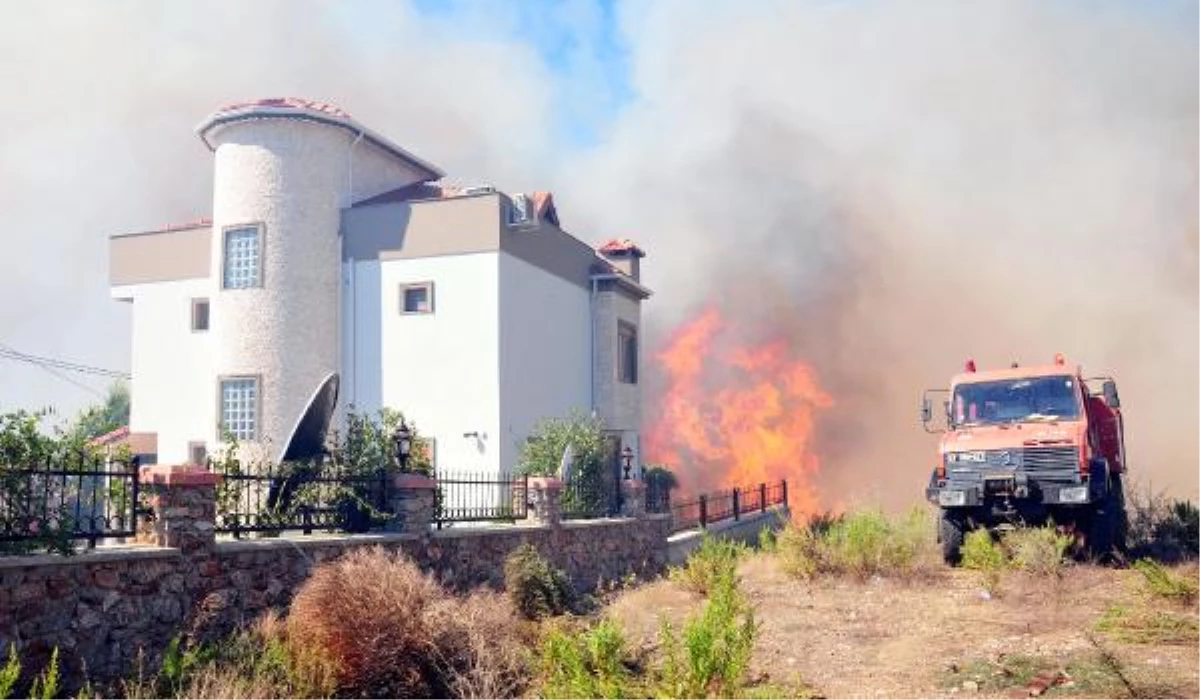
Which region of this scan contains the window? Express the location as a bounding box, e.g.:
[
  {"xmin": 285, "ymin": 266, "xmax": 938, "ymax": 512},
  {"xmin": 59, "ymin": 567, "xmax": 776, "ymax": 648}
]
[
  {"xmin": 188, "ymin": 442, "xmax": 208, "ymax": 466},
  {"xmin": 222, "ymin": 225, "xmax": 262, "ymax": 289},
  {"xmin": 191, "ymin": 298, "xmax": 210, "ymax": 332},
  {"xmin": 618, "ymin": 321, "xmax": 638, "ymax": 384},
  {"xmin": 400, "ymin": 282, "xmax": 434, "ymax": 314},
  {"xmin": 219, "ymin": 377, "xmax": 259, "ymax": 441}
]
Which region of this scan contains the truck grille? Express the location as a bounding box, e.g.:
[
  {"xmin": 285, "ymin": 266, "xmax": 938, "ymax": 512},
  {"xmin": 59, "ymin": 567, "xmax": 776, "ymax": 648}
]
[{"xmin": 1020, "ymin": 446, "xmax": 1079, "ymax": 481}]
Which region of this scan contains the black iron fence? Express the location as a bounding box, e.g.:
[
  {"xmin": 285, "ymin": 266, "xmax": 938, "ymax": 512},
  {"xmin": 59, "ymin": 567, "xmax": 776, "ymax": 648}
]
[
  {"xmin": 1, "ymin": 452, "xmax": 141, "ymax": 553},
  {"xmin": 435, "ymin": 470, "xmax": 527, "ymax": 528},
  {"xmin": 213, "ymin": 459, "xmax": 389, "ymax": 538},
  {"xmin": 651, "ymin": 479, "xmax": 789, "ymax": 534},
  {"xmin": 560, "ymin": 466, "xmax": 621, "ymax": 520}
]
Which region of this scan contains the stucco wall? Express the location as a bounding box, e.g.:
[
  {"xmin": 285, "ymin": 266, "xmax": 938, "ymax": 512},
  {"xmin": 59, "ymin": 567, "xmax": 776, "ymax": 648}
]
[
  {"xmin": 127, "ymin": 278, "xmax": 215, "ymax": 464},
  {"xmin": 208, "ymin": 119, "xmax": 346, "ymax": 462},
  {"xmin": 374, "ymin": 252, "xmax": 501, "ymax": 473},
  {"xmin": 497, "ymin": 252, "xmax": 592, "ymax": 472}
]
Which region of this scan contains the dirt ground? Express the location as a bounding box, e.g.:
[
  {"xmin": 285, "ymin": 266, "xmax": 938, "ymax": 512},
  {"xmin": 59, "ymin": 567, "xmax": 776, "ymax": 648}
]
[{"xmin": 606, "ymin": 556, "xmax": 1200, "ymax": 699}]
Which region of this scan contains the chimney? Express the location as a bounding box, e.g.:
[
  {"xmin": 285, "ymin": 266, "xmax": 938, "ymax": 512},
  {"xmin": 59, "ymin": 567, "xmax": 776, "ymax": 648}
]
[{"xmin": 598, "ymin": 239, "xmax": 646, "ymax": 282}]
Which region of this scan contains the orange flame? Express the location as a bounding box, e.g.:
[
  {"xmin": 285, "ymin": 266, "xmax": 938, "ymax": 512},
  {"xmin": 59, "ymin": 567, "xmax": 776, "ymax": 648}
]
[{"xmin": 645, "ymin": 307, "xmax": 833, "ymax": 516}]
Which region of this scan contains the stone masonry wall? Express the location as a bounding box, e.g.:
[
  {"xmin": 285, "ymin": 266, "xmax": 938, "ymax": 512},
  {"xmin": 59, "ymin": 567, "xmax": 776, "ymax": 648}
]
[{"xmin": 0, "ymin": 468, "xmax": 671, "ymax": 691}]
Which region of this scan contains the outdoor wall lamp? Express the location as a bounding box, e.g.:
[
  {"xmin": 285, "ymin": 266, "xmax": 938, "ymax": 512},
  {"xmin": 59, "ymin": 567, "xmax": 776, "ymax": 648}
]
[
  {"xmin": 621, "ymin": 446, "xmax": 634, "ymax": 480},
  {"xmin": 394, "ymin": 420, "xmax": 412, "ymax": 472}
]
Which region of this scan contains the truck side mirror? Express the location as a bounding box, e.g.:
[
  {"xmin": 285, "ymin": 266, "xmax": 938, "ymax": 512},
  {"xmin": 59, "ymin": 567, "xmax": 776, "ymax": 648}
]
[
  {"xmin": 1102, "ymin": 380, "xmax": 1120, "ymax": 409},
  {"xmin": 920, "ymin": 397, "xmax": 933, "ymax": 424}
]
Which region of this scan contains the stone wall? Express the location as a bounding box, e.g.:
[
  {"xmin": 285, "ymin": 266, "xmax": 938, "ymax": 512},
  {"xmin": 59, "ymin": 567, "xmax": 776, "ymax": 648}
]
[{"xmin": 0, "ymin": 468, "xmax": 672, "ymax": 690}]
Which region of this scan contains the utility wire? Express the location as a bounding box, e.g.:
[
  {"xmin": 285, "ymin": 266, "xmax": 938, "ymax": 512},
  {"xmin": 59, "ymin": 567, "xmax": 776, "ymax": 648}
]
[
  {"xmin": 0, "ymin": 344, "xmax": 130, "ymax": 380},
  {"xmin": 0, "ymin": 342, "xmax": 120, "ymax": 400}
]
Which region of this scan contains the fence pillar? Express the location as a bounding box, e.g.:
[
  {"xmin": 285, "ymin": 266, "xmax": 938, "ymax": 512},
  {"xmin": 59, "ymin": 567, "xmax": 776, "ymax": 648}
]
[
  {"xmin": 619, "ymin": 479, "xmax": 647, "ymax": 518},
  {"xmin": 782, "ymin": 480, "xmax": 789, "ymax": 507},
  {"xmin": 388, "ymin": 473, "xmax": 437, "ymax": 534},
  {"xmin": 527, "ymin": 477, "xmax": 564, "ymax": 527},
  {"xmin": 760, "ymin": 483, "xmax": 767, "ymax": 513},
  {"xmin": 137, "ymin": 465, "xmax": 220, "ymax": 556},
  {"xmin": 699, "ymin": 494, "xmax": 708, "ymax": 528},
  {"xmin": 733, "ymin": 490, "xmax": 741, "ymax": 521}
]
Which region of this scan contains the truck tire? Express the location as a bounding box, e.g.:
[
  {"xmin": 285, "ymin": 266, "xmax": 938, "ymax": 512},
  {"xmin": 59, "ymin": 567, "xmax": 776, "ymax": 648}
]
[
  {"xmin": 939, "ymin": 510, "xmax": 966, "ymax": 566},
  {"xmin": 1088, "ymin": 487, "xmax": 1119, "ymax": 562}
]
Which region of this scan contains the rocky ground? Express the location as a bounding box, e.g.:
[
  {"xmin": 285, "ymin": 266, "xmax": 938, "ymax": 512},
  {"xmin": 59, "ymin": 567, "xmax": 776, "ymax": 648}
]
[{"xmin": 606, "ymin": 555, "xmax": 1199, "ymax": 698}]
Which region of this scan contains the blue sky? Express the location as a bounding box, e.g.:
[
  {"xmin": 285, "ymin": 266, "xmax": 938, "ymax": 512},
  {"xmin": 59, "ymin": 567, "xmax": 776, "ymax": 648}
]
[{"xmin": 409, "ymin": 0, "xmax": 635, "ymax": 145}]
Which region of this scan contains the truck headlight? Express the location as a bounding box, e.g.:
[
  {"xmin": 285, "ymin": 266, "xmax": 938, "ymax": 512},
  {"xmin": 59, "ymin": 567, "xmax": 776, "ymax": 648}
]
[
  {"xmin": 938, "ymin": 490, "xmax": 967, "ymax": 507},
  {"xmin": 1059, "ymin": 486, "xmax": 1089, "ymax": 504}
]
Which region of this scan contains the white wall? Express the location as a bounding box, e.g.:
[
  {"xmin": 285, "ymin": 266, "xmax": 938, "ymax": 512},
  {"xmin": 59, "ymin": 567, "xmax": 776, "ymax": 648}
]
[
  {"xmin": 498, "ymin": 253, "xmax": 592, "ymax": 473},
  {"xmin": 126, "ymin": 278, "xmax": 215, "ymax": 464},
  {"xmin": 368, "ymin": 253, "xmax": 501, "ymax": 474}
]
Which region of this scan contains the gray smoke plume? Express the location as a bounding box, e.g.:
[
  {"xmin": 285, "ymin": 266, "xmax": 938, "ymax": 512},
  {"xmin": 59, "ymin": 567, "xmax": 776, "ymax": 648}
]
[{"xmin": 1, "ymin": 1, "xmax": 1195, "ymax": 503}]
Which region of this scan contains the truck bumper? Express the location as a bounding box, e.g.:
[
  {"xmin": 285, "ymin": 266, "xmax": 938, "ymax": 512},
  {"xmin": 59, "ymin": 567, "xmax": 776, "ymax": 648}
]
[{"xmin": 926, "ymin": 479, "xmax": 1095, "ymax": 509}]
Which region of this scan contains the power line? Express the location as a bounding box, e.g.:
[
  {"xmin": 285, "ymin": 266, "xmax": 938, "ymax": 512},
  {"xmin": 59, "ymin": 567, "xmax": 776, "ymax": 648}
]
[
  {"xmin": 0, "ymin": 344, "xmax": 130, "ymax": 380},
  {"xmin": 0, "ymin": 342, "xmax": 123, "ymax": 401}
]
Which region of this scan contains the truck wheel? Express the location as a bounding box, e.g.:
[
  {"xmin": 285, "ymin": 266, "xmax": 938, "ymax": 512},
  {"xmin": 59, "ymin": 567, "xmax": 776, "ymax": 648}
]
[
  {"xmin": 939, "ymin": 510, "xmax": 966, "ymax": 566},
  {"xmin": 1088, "ymin": 489, "xmax": 1119, "ymax": 562}
]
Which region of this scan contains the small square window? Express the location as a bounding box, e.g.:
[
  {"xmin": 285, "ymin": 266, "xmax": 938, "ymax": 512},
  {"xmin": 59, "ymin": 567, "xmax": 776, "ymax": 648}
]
[
  {"xmin": 219, "ymin": 376, "xmax": 259, "ymax": 441},
  {"xmin": 222, "ymin": 225, "xmax": 262, "ymax": 289},
  {"xmin": 188, "ymin": 442, "xmax": 208, "ymax": 466},
  {"xmin": 400, "ymin": 282, "xmax": 434, "ymax": 314},
  {"xmin": 191, "ymin": 298, "xmax": 210, "ymax": 332}
]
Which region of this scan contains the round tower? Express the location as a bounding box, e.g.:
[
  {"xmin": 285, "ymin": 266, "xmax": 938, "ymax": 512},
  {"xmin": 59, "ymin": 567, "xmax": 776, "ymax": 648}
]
[{"xmin": 196, "ymin": 98, "xmax": 442, "ymax": 462}]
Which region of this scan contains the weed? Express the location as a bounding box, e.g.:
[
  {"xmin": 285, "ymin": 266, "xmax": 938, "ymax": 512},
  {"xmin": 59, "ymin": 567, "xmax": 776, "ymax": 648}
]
[
  {"xmin": 1095, "ymin": 604, "xmax": 1199, "ymax": 645},
  {"xmin": 1132, "ymin": 559, "xmax": 1198, "ymax": 605},
  {"xmin": 776, "ymin": 508, "xmax": 935, "ymax": 581},
  {"xmin": 29, "ymin": 648, "xmax": 58, "ymax": 700},
  {"xmin": 504, "ymin": 543, "xmax": 574, "ymax": 620},
  {"xmin": 670, "ymin": 535, "xmax": 746, "ymax": 594},
  {"xmin": 961, "ymin": 529, "xmax": 1007, "ymax": 594},
  {"xmin": 659, "ymin": 571, "xmax": 757, "ymax": 698},
  {"xmin": 537, "ymin": 618, "xmax": 633, "ymax": 699},
  {"xmin": 757, "ymin": 526, "xmax": 778, "ymax": 553},
  {"xmin": 1125, "ymin": 482, "xmax": 1199, "ymax": 562},
  {"xmin": 1003, "ymin": 525, "xmax": 1072, "ymax": 578},
  {"xmin": 0, "ymin": 645, "xmax": 19, "ymax": 700}
]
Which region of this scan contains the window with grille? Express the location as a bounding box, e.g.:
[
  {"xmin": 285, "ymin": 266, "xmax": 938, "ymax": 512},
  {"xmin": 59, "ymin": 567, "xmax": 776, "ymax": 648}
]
[
  {"xmin": 219, "ymin": 377, "xmax": 258, "ymax": 441},
  {"xmin": 618, "ymin": 321, "xmax": 638, "ymax": 384},
  {"xmin": 222, "ymin": 225, "xmax": 262, "ymax": 289}
]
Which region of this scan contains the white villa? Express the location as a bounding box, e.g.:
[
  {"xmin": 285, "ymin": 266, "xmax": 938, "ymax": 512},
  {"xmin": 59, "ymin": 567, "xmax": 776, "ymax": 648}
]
[{"xmin": 107, "ymin": 97, "xmax": 650, "ymax": 476}]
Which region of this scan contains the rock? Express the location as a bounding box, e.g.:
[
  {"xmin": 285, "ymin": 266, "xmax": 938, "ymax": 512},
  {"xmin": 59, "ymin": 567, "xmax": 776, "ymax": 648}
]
[{"xmin": 963, "ymin": 680, "xmax": 979, "ymax": 692}]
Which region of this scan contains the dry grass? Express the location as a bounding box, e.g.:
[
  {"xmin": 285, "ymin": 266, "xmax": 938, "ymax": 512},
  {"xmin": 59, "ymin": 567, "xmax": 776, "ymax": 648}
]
[{"xmin": 287, "ymin": 546, "xmax": 530, "ymax": 698}]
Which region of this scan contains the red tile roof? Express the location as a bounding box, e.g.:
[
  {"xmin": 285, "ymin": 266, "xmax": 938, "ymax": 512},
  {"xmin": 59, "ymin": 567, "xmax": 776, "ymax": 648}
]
[
  {"xmin": 599, "ymin": 238, "xmax": 646, "ymax": 257},
  {"xmin": 89, "ymin": 426, "xmax": 129, "ymax": 446},
  {"xmin": 216, "ymin": 97, "xmax": 352, "ymax": 120}
]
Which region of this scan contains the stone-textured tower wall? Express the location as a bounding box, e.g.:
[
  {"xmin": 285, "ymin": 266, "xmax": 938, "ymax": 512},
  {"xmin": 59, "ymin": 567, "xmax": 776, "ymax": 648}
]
[{"xmin": 207, "ymin": 118, "xmax": 347, "ymax": 460}]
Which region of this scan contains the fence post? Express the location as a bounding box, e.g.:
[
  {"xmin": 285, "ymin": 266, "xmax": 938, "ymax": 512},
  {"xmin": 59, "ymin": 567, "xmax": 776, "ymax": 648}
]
[
  {"xmin": 388, "ymin": 473, "xmax": 437, "ymax": 534},
  {"xmin": 137, "ymin": 465, "xmax": 220, "ymax": 556},
  {"xmin": 699, "ymin": 494, "xmax": 708, "ymax": 529},
  {"xmin": 733, "ymin": 490, "xmax": 740, "ymax": 521},
  {"xmin": 620, "ymin": 478, "xmax": 647, "ymax": 518},
  {"xmin": 782, "ymin": 480, "xmax": 788, "ymax": 507},
  {"xmin": 759, "ymin": 483, "xmax": 767, "ymax": 513},
  {"xmin": 527, "ymin": 477, "xmax": 564, "ymax": 527}
]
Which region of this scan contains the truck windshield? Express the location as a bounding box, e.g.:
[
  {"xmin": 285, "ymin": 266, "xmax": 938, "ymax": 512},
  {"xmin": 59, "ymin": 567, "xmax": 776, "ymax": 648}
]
[{"xmin": 952, "ymin": 375, "xmax": 1081, "ymax": 427}]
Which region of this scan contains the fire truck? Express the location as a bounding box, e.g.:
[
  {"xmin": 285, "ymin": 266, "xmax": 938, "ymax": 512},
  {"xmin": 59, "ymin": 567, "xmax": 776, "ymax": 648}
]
[{"xmin": 922, "ymin": 354, "xmax": 1128, "ymax": 564}]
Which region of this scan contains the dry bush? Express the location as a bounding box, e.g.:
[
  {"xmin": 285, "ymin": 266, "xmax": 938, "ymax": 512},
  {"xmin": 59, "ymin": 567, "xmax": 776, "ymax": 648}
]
[{"xmin": 288, "ymin": 546, "xmax": 530, "ymax": 698}]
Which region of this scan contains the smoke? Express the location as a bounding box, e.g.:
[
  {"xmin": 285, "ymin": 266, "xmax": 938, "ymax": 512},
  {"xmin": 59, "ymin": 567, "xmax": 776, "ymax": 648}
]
[
  {"xmin": 1, "ymin": 1, "xmax": 1194, "ymax": 502},
  {"xmin": 556, "ymin": 0, "xmax": 1199, "ymax": 503}
]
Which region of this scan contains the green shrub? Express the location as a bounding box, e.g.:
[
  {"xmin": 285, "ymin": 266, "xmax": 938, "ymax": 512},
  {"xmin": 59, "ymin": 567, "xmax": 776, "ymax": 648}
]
[
  {"xmin": 757, "ymin": 526, "xmax": 778, "ymax": 553},
  {"xmin": 537, "ymin": 618, "xmax": 633, "ymax": 699},
  {"xmin": 962, "ymin": 529, "xmax": 1007, "ymax": 594},
  {"xmin": 1125, "ymin": 482, "xmax": 1199, "ymax": 562},
  {"xmin": 659, "ymin": 570, "xmax": 757, "ymax": 698},
  {"xmin": 1003, "ymin": 526, "xmax": 1072, "ymax": 578},
  {"xmin": 670, "ymin": 535, "xmax": 746, "ymax": 594},
  {"xmin": 504, "ymin": 543, "xmax": 574, "ymax": 620},
  {"xmin": 777, "ymin": 509, "xmax": 933, "ymax": 581},
  {"xmin": 1133, "ymin": 559, "xmax": 1198, "ymax": 604},
  {"xmin": 0, "ymin": 645, "xmax": 19, "ymax": 700},
  {"xmin": 29, "ymin": 648, "xmax": 58, "ymax": 700}
]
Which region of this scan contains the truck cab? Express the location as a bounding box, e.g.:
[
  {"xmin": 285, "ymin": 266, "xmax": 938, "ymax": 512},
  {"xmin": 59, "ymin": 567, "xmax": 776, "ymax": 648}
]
[{"xmin": 922, "ymin": 354, "xmax": 1128, "ymax": 563}]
